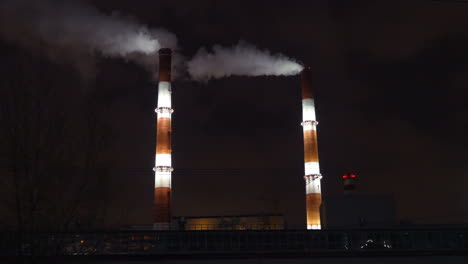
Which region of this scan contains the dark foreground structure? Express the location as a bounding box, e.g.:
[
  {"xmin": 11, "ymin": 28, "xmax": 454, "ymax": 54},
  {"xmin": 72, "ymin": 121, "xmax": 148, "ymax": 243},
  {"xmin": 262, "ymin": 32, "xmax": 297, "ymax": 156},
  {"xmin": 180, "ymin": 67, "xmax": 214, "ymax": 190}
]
[{"xmin": 1, "ymin": 228, "xmax": 468, "ymax": 261}]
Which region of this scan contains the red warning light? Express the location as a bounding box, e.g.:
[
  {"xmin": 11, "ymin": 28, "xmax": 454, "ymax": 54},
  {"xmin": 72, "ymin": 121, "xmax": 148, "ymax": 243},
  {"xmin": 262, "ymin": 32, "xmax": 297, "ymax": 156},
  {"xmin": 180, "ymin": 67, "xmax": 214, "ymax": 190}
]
[
  {"xmin": 342, "ymin": 174, "xmax": 348, "ymax": 179},
  {"xmin": 350, "ymin": 174, "xmax": 356, "ymax": 178}
]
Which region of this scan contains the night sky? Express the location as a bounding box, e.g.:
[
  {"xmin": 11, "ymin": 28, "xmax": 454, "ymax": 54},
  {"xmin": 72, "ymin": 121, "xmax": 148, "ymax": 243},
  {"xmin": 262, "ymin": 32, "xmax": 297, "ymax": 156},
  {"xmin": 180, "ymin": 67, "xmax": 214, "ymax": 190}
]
[{"xmin": 2, "ymin": 0, "xmax": 468, "ymax": 229}]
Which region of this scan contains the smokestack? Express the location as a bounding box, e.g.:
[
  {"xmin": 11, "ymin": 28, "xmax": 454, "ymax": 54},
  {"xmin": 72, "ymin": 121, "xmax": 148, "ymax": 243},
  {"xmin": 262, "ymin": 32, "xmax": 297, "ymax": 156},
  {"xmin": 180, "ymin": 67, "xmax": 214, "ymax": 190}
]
[
  {"xmin": 154, "ymin": 48, "xmax": 173, "ymax": 230},
  {"xmin": 342, "ymin": 173, "xmax": 357, "ymax": 195},
  {"xmin": 301, "ymin": 67, "xmax": 322, "ymax": 230}
]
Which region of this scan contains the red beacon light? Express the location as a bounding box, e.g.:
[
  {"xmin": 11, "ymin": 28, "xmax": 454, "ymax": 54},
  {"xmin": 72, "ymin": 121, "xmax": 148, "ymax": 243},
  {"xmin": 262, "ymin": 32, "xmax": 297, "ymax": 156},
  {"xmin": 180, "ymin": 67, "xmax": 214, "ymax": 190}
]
[{"xmin": 342, "ymin": 173, "xmax": 357, "ymax": 179}]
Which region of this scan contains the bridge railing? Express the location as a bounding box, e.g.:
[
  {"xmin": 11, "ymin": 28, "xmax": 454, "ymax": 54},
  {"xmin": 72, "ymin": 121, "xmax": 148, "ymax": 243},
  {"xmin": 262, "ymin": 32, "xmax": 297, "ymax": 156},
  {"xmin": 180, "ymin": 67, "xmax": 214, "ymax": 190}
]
[{"xmin": 1, "ymin": 229, "xmax": 467, "ymax": 256}]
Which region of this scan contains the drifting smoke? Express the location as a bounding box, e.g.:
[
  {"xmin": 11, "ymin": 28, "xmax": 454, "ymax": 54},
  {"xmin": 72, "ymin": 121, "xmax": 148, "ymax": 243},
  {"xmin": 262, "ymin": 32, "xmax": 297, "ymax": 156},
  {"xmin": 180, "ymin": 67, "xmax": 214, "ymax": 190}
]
[
  {"xmin": 188, "ymin": 42, "xmax": 303, "ymax": 81},
  {"xmin": 0, "ymin": 0, "xmax": 177, "ymax": 77}
]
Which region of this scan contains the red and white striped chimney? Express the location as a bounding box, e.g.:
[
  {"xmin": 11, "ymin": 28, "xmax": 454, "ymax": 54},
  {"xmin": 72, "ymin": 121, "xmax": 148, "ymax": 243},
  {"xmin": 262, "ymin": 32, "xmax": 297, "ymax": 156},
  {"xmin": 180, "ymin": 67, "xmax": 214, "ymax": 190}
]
[
  {"xmin": 301, "ymin": 67, "xmax": 322, "ymax": 230},
  {"xmin": 154, "ymin": 48, "xmax": 173, "ymax": 229}
]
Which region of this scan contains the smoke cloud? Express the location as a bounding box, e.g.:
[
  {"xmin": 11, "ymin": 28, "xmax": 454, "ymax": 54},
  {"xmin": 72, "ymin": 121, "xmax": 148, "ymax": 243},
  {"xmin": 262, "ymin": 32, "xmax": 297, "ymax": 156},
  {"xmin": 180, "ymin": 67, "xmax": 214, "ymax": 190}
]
[
  {"xmin": 0, "ymin": 0, "xmax": 178, "ymax": 77},
  {"xmin": 188, "ymin": 42, "xmax": 303, "ymax": 81}
]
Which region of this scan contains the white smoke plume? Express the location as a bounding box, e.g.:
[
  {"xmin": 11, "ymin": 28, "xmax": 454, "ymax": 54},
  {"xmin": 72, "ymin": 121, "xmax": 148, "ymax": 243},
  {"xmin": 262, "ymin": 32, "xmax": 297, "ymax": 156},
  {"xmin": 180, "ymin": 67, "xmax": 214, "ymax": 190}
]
[
  {"xmin": 0, "ymin": 0, "xmax": 178, "ymax": 77},
  {"xmin": 188, "ymin": 42, "xmax": 303, "ymax": 81}
]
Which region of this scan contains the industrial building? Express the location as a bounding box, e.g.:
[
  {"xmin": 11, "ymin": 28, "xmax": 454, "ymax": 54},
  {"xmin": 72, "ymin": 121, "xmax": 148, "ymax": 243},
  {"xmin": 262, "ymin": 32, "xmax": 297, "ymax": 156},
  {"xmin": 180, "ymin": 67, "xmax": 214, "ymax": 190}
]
[
  {"xmin": 321, "ymin": 173, "xmax": 397, "ymax": 229},
  {"xmin": 321, "ymin": 193, "xmax": 396, "ymax": 229},
  {"xmin": 173, "ymin": 214, "xmax": 284, "ymax": 230}
]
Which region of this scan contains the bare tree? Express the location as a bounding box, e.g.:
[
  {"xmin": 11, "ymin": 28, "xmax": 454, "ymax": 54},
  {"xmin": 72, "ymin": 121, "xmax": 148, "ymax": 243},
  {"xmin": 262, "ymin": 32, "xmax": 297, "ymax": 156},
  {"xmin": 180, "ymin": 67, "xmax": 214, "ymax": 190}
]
[{"xmin": 0, "ymin": 48, "xmax": 112, "ymax": 256}]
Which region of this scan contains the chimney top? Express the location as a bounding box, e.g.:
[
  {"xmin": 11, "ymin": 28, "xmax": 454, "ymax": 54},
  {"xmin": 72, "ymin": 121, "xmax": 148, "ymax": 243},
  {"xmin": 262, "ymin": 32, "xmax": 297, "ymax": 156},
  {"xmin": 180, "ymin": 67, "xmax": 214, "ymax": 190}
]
[{"xmin": 159, "ymin": 48, "xmax": 172, "ymax": 55}]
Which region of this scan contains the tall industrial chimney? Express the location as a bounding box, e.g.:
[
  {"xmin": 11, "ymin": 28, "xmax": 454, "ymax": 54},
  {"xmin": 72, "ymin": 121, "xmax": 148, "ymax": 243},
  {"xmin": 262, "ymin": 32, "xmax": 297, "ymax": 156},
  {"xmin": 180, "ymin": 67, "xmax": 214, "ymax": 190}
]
[
  {"xmin": 154, "ymin": 48, "xmax": 173, "ymax": 230},
  {"xmin": 301, "ymin": 67, "xmax": 322, "ymax": 230}
]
